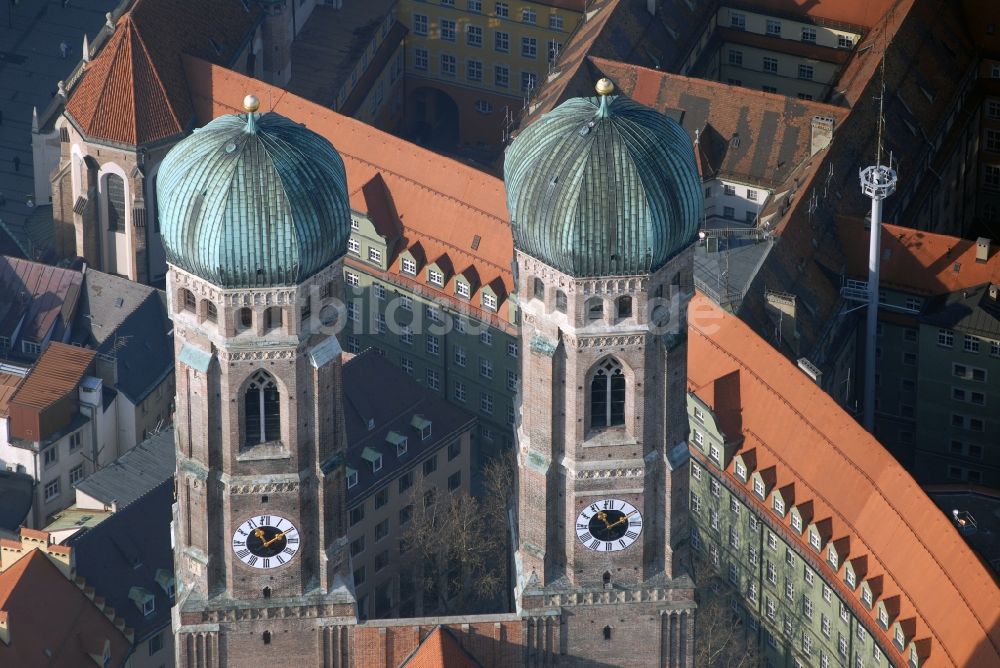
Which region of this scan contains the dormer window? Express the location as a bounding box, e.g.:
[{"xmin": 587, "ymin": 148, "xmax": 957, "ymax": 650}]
[
  {"xmin": 828, "ymin": 545, "xmax": 838, "ymax": 569},
  {"xmin": 910, "ymin": 645, "xmax": 918, "ymax": 667},
  {"xmin": 387, "ymin": 431, "xmax": 408, "ymax": 456},
  {"xmin": 809, "ymin": 530, "xmax": 820, "ymax": 551},
  {"xmin": 429, "ymin": 269, "xmax": 444, "ymax": 286},
  {"xmin": 790, "ymin": 513, "xmax": 802, "ymax": 532},
  {"xmin": 845, "ymin": 569, "xmax": 856, "ymax": 588},
  {"xmin": 456, "ymin": 281, "xmax": 470, "ymax": 298},
  {"xmin": 895, "ymin": 625, "xmax": 904, "ymax": 649},
  {"xmin": 734, "ymin": 460, "xmax": 746, "ymax": 480},
  {"xmin": 401, "ymin": 257, "xmax": 417, "ymax": 274},
  {"xmin": 709, "ymin": 443, "xmax": 720, "ymax": 462},
  {"xmin": 128, "ymin": 587, "xmax": 155, "ymax": 617},
  {"xmin": 351, "ymin": 219, "xmax": 359, "ymax": 230},
  {"xmin": 143, "ymin": 598, "xmax": 155, "ymax": 615},
  {"xmin": 362, "ymin": 447, "xmax": 382, "ymax": 472},
  {"xmin": 753, "ymin": 477, "xmax": 765, "ymax": 498},
  {"xmin": 411, "ymin": 415, "xmax": 432, "ymax": 440},
  {"xmin": 347, "ymin": 467, "xmax": 358, "ymax": 488},
  {"xmin": 878, "ymin": 607, "xmax": 889, "ymax": 628},
  {"xmin": 482, "ymin": 292, "xmax": 497, "ymax": 311},
  {"xmin": 861, "ymin": 587, "xmax": 872, "ymax": 607},
  {"xmin": 772, "ymin": 495, "xmax": 784, "ymax": 516},
  {"xmin": 694, "ymin": 406, "xmax": 705, "ymax": 423}
]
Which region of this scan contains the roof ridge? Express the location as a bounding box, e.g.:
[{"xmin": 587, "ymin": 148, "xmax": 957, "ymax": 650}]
[
  {"xmin": 127, "ymin": 12, "xmax": 185, "ymax": 136},
  {"xmin": 690, "ymin": 312, "xmax": 997, "ymax": 661}
]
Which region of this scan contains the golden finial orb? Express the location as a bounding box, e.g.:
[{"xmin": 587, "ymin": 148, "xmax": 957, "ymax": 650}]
[
  {"xmin": 243, "ymin": 94, "xmax": 261, "ymax": 113},
  {"xmin": 595, "ymin": 78, "xmax": 615, "ymax": 96}
]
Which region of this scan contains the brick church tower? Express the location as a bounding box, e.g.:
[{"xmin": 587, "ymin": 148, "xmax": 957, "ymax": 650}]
[
  {"xmin": 160, "ymin": 96, "xmax": 356, "ymax": 667},
  {"xmin": 503, "ymin": 79, "xmax": 702, "ymax": 667}
]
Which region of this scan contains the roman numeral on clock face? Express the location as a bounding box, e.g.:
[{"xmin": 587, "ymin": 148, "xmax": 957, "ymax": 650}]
[{"xmin": 575, "ymin": 499, "xmax": 643, "ymax": 552}]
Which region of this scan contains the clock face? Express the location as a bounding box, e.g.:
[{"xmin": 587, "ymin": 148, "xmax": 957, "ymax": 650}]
[
  {"xmin": 231, "ymin": 514, "xmax": 300, "ymax": 569},
  {"xmin": 575, "ymin": 499, "xmax": 643, "ymax": 552}
]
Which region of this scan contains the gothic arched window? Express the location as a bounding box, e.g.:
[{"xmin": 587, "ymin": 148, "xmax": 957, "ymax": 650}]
[
  {"xmin": 105, "ymin": 173, "xmax": 126, "ymax": 232},
  {"xmin": 244, "ymin": 370, "xmax": 280, "ymax": 446},
  {"xmin": 590, "ymin": 358, "xmax": 625, "ymax": 428}
]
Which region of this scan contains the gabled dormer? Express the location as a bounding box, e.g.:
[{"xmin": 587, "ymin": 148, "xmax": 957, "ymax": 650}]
[
  {"xmin": 398, "ymin": 247, "xmax": 420, "ymax": 276},
  {"xmin": 860, "ymin": 574, "xmax": 882, "ymax": 610},
  {"xmin": 732, "ymin": 449, "xmax": 755, "ymax": 482},
  {"xmin": 806, "ymin": 517, "xmax": 832, "ymax": 553},
  {"xmin": 892, "ymin": 617, "xmax": 917, "ymax": 652},
  {"xmin": 827, "ymin": 536, "xmax": 850, "ymax": 572},
  {"xmin": 687, "ymin": 392, "xmax": 742, "ymax": 470},
  {"xmin": 908, "ymin": 637, "xmax": 930, "ymax": 668},
  {"xmin": 844, "ymin": 555, "xmax": 867, "ymax": 590},
  {"xmin": 480, "ymin": 280, "xmax": 499, "ymax": 312},
  {"xmin": 789, "ymin": 500, "xmax": 812, "ymax": 534},
  {"xmin": 750, "ymin": 466, "xmax": 776, "ymax": 501},
  {"xmin": 876, "ymin": 594, "xmax": 899, "ymax": 630},
  {"xmin": 771, "ymin": 483, "xmax": 793, "ymax": 518},
  {"xmin": 425, "ymin": 256, "xmax": 451, "ymax": 289}
]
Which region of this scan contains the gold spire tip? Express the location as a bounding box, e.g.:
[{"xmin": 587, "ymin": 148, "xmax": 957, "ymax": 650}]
[
  {"xmin": 243, "ymin": 94, "xmax": 260, "ymax": 113},
  {"xmin": 595, "ymin": 78, "xmax": 614, "ymax": 96}
]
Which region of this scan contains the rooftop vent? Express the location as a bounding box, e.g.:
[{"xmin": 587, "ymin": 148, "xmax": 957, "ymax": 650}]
[
  {"xmin": 471, "ymin": 235, "xmax": 481, "ymax": 250},
  {"xmin": 976, "ymin": 237, "xmax": 991, "ymax": 264}
]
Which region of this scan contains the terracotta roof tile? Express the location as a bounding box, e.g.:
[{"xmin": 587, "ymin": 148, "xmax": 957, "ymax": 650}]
[
  {"xmin": 0, "ymin": 551, "xmax": 131, "ymax": 668},
  {"xmin": 66, "ymin": 0, "xmax": 260, "ymax": 146},
  {"xmin": 0, "ymin": 373, "xmax": 23, "ymax": 419},
  {"xmin": 733, "ymin": 0, "xmax": 898, "ymax": 28},
  {"xmin": 839, "ymin": 217, "xmax": 1000, "ymax": 295},
  {"xmin": 689, "ymin": 292, "xmax": 1000, "ymax": 667},
  {"xmin": 9, "ymin": 343, "xmax": 96, "ymax": 412},
  {"xmin": 402, "ymin": 627, "xmax": 481, "ymax": 668}
]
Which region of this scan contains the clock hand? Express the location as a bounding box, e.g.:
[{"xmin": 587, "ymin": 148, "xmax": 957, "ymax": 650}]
[
  {"xmin": 606, "ymin": 511, "xmax": 638, "ymax": 531},
  {"xmin": 254, "ymin": 528, "xmax": 266, "ymax": 541},
  {"xmin": 261, "ymin": 532, "xmax": 286, "ymax": 548},
  {"xmin": 596, "ymin": 511, "xmax": 611, "ymax": 528}
]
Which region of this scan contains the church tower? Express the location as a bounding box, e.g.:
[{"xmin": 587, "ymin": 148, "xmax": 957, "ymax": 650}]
[
  {"xmin": 504, "ymin": 80, "xmax": 702, "ymax": 667},
  {"xmin": 160, "ymin": 96, "xmax": 356, "ymax": 667}
]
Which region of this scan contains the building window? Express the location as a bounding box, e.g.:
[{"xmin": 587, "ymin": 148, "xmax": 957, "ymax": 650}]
[
  {"xmin": 206, "ymin": 302, "xmax": 218, "ymax": 323},
  {"xmin": 506, "ymin": 369, "xmax": 518, "ymax": 391},
  {"xmin": 399, "ymin": 471, "xmax": 413, "ymax": 494},
  {"xmin": 521, "ymin": 37, "xmax": 537, "ymax": 58},
  {"xmin": 728, "ymin": 49, "xmax": 742, "ymax": 66},
  {"xmin": 448, "ymin": 471, "xmax": 461, "ymax": 491},
  {"xmin": 43, "ymin": 445, "xmax": 59, "ymax": 468},
  {"xmin": 986, "ymin": 165, "xmax": 1000, "ymax": 190},
  {"xmin": 426, "ymin": 335, "xmax": 440, "ymax": 356},
  {"xmin": 69, "ymin": 464, "xmax": 85, "ymax": 485},
  {"xmin": 495, "ymin": 1, "xmax": 507, "ymax": 16},
  {"xmin": 521, "ymin": 7, "xmax": 535, "ymax": 23},
  {"xmin": 590, "ymin": 357, "xmax": 625, "ymax": 428},
  {"xmin": 766, "ymin": 19, "xmax": 781, "ymax": 36},
  {"xmin": 616, "ymin": 296, "xmax": 632, "ymax": 319},
  {"xmin": 466, "ymin": 24, "xmax": 482, "ymax": 47},
  {"xmin": 346, "ymin": 272, "xmax": 360, "ymax": 287},
  {"xmin": 441, "ymin": 54, "xmax": 456, "ymax": 76},
  {"xmin": 482, "ymin": 292, "xmax": 498, "ymax": 311},
  {"xmin": 426, "ymin": 369, "xmax": 440, "ymax": 391},
  {"xmin": 351, "ymin": 536, "xmax": 365, "ymax": 557},
  {"xmin": 549, "ymin": 14, "xmax": 563, "ymax": 29},
  {"xmin": 494, "ymin": 30, "xmax": 509, "ymax": 52},
  {"xmin": 735, "ymin": 460, "xmax": 746, "ymax": 480},
  {"xmin": 791, "ymin": 513, "xmax": 802, "ymax": 532},
  {"xmin": 401, "ymin": 357, "xmax": 413, "ymax": 374},
  {"xmin": 468, "ymin": 0, "xmax": 481, "ymax": 10},
  {"xmin": 838, "ymin": 34, "xmax": 854, "ymax": 48},
  {"xmin": 105, "ymin": 174, "xmax": 126, "ymax": 232},
  {"xmin": 802, "ymin": 27, "xmax": 816, "ymax": 43},
  {"xmin": 479, "ymin": 357, "xmax": 493, "ymax": 379},
  {"xmin": 375, "ymin": 518, "xmax": 389, "ymax": 542},
  {"xmin": 414, "ymin": 48, "xmax": 428, "ymax": 70},
  {"xmin": 964, "ymin": 335, "xmax": 980, "ymax": 353},
  {"xmin": 400, "ymin": 295, "xmax": 413, "ymax": 311},
  {"xmin": 454, "ymin": 381, "xmax": 466, "ymax": 402},
  {"xmin": 44, "ymin": 478, "xmax": 60, "ymax": 502},
  {"xmin": 467, "ymin": 58, "xmax": 483, "ymax": 82},
  {"xmin": 423, "ymin": 455, "xmax": 438, "ymax": 476},
  {"xmin": 763, "ymin": 57, "xmax": 778, "ymax": 73},
  {"xmin": 264, "ymin": 306, "xmax": 282, "ymax": 332},
  {"xmin": 798, "ymin": 64, "xmax": 814, "ymax": 80},
  {"xmin": 413, "ymin": 14, "xmax": 428, "ymax": 35},
  {"xmin": 244, "ymin": 370, "xmax": 280, "ymax": 446},
  {"xmin": 767, "ymin": 532, "xmax": 777, "ymax": 550},
  {"xmin": 730, "ymin": 12, "xmax": 745, "ymax": 30},
  {"xmin": 772, "ymin": 494, "xmax": 785, "ymax": 515},
  {"xmin": 710, "ymin": 478, "xmax": 720, "ymax": 498},
  {"xmin": 480, "ymin": 392, "xmax": 493, "ymax": 415},
  {"xmin": 494, "ymin": 64, "xmax": 509, "ymax": 87},
  {"xmin": 441, "ymin": 19, "xmax": 456, "ymax": 41},
  {"xmin": 753, "ymin": 477, "xmax": 765, "ymax": 498}
]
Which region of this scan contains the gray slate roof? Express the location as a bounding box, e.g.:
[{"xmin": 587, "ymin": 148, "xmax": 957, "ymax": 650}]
[
  {"xmin": 921, "ymin": 284, "xmax": 1000, "ymax": 339},
  {"xmin": 74, "ymin": 428, "xmax": 175, "ymax": 509}
]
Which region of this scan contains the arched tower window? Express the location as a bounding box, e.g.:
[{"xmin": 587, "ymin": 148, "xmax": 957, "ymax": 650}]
[
  {"xmin": 617, "ymin": 296, "xmax": 632, "ymax": 319},
  {"xmin": 264, "ymin": 306, "xmax": 283, "ymax": 332},
  {"xmin": 555, "ymin": 290, "xmax": 567, "ymax": 313},
  {"xmin": 590, "ymin": 358, "xmax": 625, "ymax": 429},
  {"xmin": 181, "ymin": 289, "xmax": 196, "ymax": 312},
  {"xmin": 586, "ymin": 297, "xmax": 603, "ymax": 321},
  {"xmin": 532, "ymin": 277, "xmax": 545, "ymax": 300},
  {"xmin": 105, "ymin": 173, "xmax": 126, "ymax": 232},
  {"xmin": 204, "ymin": 300, "xmax": 218, "ymax": 323},
  {"xmin": 244, "ymin": 370, "xmax": 280, "ymax": 446},
  {"xmin": 238, "ymin": 307, "xmax": 253, "ymax": 331}
]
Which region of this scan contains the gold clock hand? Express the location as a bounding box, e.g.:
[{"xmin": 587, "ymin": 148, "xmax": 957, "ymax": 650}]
[
  {"xmin": 596, "ymin": 511, "xmax": 611, "ymax": 528},
  {"xmin": 261, "ymin": 532, "xmax": 286, "ymax": 548},
  {"xmin": 606, "ymin": 511, "xmax": 638, "ymax": 531}
]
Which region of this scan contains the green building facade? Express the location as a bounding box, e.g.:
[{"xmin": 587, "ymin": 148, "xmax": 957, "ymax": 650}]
[{"xmin": 687, "ymin": 394, "xmax": 899, "ymax": 668}]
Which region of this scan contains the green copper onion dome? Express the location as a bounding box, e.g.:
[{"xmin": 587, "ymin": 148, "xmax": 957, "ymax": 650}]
[
  {"xmin": 504, "ymin": 79, "xmax": 702, "ymax": 277},
  {"xmin": 157, "ymin": 95, "xmax": 351, "ymax": 288}
]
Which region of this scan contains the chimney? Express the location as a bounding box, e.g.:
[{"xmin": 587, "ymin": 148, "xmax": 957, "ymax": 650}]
[
  {"xmin": 647, "ymin": 0, "xmax": 655, "ymax": 16},
  {"xmin": 975, "ymin": 237, "xmax": 991, "ymax": 263},
  {"xmin": 0, "ymin": 611, "xmax": 8, "ymax": 645},
  {"xmin": 990, "ymin": 284, "xmax": 998, "ymax": 300},
  {"xmin": 811, "ymin": 116, "xmax": 835, "ymax": 156}
]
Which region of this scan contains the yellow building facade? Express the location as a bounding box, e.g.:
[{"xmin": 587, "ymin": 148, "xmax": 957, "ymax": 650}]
[{"xmin": 397, "ymin": 0, "xmax": 584, "ymax": 149}]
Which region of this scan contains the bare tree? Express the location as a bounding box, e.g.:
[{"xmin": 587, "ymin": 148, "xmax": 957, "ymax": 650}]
[
  {"xmin": 692, "ymin": 557, "xmax": 762, "ymax": 668},
  {"xmin": 400, "ymin": 451, "xmax": 515, "ymax": 615}
]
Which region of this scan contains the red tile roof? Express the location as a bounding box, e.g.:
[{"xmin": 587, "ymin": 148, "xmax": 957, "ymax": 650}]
[
  {"xmin": 688, "ymin": 292, "xmax": 1000, "ymax": 668},
  {"xmin": 0, "ymin": 551, "xmax": 131, "ymax": 668},
  {"xmin": 839, "ymin": 217, "xmax": 1000, "ymax": 295},
  {"xmin": 737, "ymin": 0, "xmax": 899, "ymax": 28},
  {"xmin": 9, "ymin": 342, "xmax": 96, "ymax": 412},
  {"xmin": 183, "ymin": 57, "xmax": 515, "ymax": 327},
  {"xmin": 402, "ymin": 627, "xmax": 481, "ymax": 668},
  {"xmin": 65, "ymin": 0, "xmax": 260, "ymax": 146},
  {"xmin": 0, "ymin": 373, "xmax": 23, "ymax": 419}
]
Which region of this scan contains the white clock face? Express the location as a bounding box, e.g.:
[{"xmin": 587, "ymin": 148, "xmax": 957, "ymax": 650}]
[
  {"xmin": 576, "ymin": 499, "xmax": 643, "ymax": 552},
  {"xmin": 232, "ymin": 514, "xmax": 300, "ymax": 569}
]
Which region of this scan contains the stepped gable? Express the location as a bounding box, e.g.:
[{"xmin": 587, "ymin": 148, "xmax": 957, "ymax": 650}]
[
  {"xmin": 688, "ymin": 291, "xmax": 1000, "ymax": 668},
  {"xmin": 65, "ymin": 0, "xmax": 260, "ymax": 146}
]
